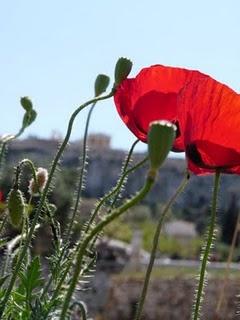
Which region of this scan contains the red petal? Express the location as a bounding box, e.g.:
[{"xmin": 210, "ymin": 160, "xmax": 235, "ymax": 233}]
[
  {"xmin": 114, "ymin": 65, "xmax": 207, "ymax": 151},
  {"xmin": 0, "ymin": 191, "xmax": 3, "ymax": 202},
  {"xmin": 179, "ymin": 76, "xmax": 240, "ymax": 173}
]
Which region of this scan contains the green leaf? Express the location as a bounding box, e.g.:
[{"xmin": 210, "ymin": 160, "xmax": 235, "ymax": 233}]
[{"xmin": 19, "ymin": 256, "xmax": 43, "ymax": 296}]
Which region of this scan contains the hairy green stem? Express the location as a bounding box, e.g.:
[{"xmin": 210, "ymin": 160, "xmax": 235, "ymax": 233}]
[
  {"xmin": 0, "ymin": 142, "xmax": 7, "ymax": 174},
  {"xmin": 109, "ymin": 139, "xmax": 139, "ymax": 209},
  {"xmin": 0, "ymin": 91, "xmax": 113, "ymax": 317},
  {"xmin": 192, "ymin": 171, "xmax": 221, "ymax": 320},
  {"xmin": 19, "ymin": 159, "xmax": 60, "ymax": 247},
  {"xmin": 65, "ymin": 102, "xmax": 96, "ymax": 242},
  {"xmin": 42, "ymin": 156, "xmax": 148, "ymax": 311},
  {"xmin": 60, "ymin": 175, "xmax": 155, "ymax": 319},
  {"xmin": 44, "ymin": 253, "xmax": 96, "ymax": 318},
  {"xmin": 134, "ymin": 171, "xmax": 190, "ymax": 320},
  {"xmin": 0, "ymin": 214, "xmax": 7, "ymax": 238},
  {"xmin": 215, "ymin": 210, "xmax": 240, "ymax": 314},
  {"xmin": 41, "ymin": 102, "xmax": 102, "ymax": 299},
  {"xmin": 0, "ymin": 126, "xmax": 28, "ymax": 172}
]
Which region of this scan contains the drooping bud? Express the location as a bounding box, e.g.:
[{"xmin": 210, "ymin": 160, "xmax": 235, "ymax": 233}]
[
  {"xmin": 48, "ymin": 203, "xmax": 57, "ymax": 215},
  {"xmin": 28, "ymin": 167, "xmax": 48, "ymax": 196},
  {"xmin": 20, "ymin": 96, "xmax": 33, "ymax": 112},
  {"xmin": 148, "ymin": 120, "xmax": 176, "ymax": 177},
  {"xmin": 94, "ymin": 74, "xmax": 110, "ymax": 97},
  {"xmin": 114, "ymin": 57, "xmax": 132, "ymax": 86},
  {"xmin": 7, "ymin": 188, "xmax": 25, "ymax": 228},
  {"xmin": 20, "ymin": 96, "xmax": 37, "ymax": 129}
]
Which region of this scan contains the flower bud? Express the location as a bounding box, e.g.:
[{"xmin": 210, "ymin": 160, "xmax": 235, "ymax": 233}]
[
  {"xmin": 20, "ymin": 96, "xmax": 33, "ymax": 112},
  {"xmin": 94, "ymin": 74, "xmax": 110, "ymax": 97},
  {"xmin": 114, "ymin": 57, "xmax": 133, "ymax": 86},
  {"xmin": 7, "ymin": 188, "xmax": 25, "ymax": 227},
  {"xmin": 20, "ymin": 97, "xmax": 37, "ymax": 129},
  {"xmin": 148, "ymin": 120, "xmax": 176, "ymax": 174},
  {"xmin": 28, "ymin": 167, "xmax": 48, "ymax": 196}
]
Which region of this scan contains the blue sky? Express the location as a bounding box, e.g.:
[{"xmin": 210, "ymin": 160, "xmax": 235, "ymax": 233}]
[{"xmin": 1, "ymin": 1, "xmax": 239, "ymax": 152}]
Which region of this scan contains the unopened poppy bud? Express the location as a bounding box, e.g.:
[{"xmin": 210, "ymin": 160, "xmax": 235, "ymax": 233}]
[
  {"xmin": 20, "ymin": 96, "xmax": 33, "ymax": 112},
  {"xmin": 114, "ymin": 57, "xmax": 133, "ymax": 86},
  {"xmin": 29, "ymin": 167, "xmax": 48, "ymax": 196},
  {"xmin": 20, "ymin": 96, "xmax": 37, "ymax": 129},
  {"xmin": 28, "ymin": 179, "xmax": 38, "ymax": 195},
  {"xmin": 94, "ymin": 74, "xmax": 110, "ymax": 97},
  {"xmin": 7, "ymin": 188, "xmax": 25, "ymax": 228},
  {"xmin": 148, "ymin": 120, "xmax": 176, "ymax": 176}
]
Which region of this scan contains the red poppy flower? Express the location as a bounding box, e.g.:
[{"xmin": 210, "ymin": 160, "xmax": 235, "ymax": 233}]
[
  {"xmin": 178, "ymin": 76, "xmax": 240, "ymax": 174},
  {"xmin": 114, "ymin": 65, "xmax": 210, "ymax": 152},
  {"xmin": 114, "ymin": 65, "xmax": 240, "ymax": 175}
]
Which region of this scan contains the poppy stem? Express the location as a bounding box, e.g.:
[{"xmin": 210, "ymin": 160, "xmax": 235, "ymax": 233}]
[
  {"xmin": 0, "ymin": 91, "xmax": 114, "ymax": 318},
  {"xmin": 41, "ymin": 156, "xmax": 148, "ymax": 319},
  {"xmin": 215, "ymin": 210, "xmax": 240, "ymax": 314},
  {"xmin": 134, "ymin": 171, "xmax": 190, "ymax": 320},
  {"xmin": 192, "ymin": 171, "xmax": 221, "ymax": 320},
  {"xmin": 65, "ymin": 102, "xmax": 97, "ymax": 242},
  {"xmin": 59, "ymin": 175, "xmax": 155, "ymax": 320},
  {"xmin": 108, "ymin": 139, "xmax": 139, "ymax": 210}
]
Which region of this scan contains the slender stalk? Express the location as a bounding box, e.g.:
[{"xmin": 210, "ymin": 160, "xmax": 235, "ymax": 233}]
[
  {"xmin": 0, "ymin": 127, "xmax": 27, "ymax": 172},
  {"xmin": 20, "ymin": 159, "xmax": 59, "ymax": 247},
  {"xmin": 60, "ymin": 175, "xmax": 155, "ymax": 319},
  {"xmin": 41, "ymin": 156, "xmax": 148, "ymax": 308},
  {"xmin": 0, "ymin": 137, "xmax": 14, "ymax": 173},
  {"xmin": 192, "ymin": 171, "xmax": 221, "ymax": 320},
  {"xmin": 215, "ymin": 210, "xmax": 240, "ymax": 314},
  {"xmin": 65, "ymin": 102, "xmax": 96, "ymax": 242},
  {"xmin": 0, "ymin": 91, "xmax": 113, "ymax": 317},
  {"xmin": 19, "ymin": 159, "xmax": 37, "ymax": 182},
  {"xmin": 0, "ymin": 214, "xmax": 7, "ymax": 237},
  {"xmin": 41, "ymin": 102, "xmax": 107, "ymax": 298},
  {"xmin": 134, "ymin": 171, "xmax": 190, "ymax": 320},
  {"xmin": 70, "ymin": 302, "xmax": 87, "ymax": 320},
  {"xmin": 0, "ymin": 142, "xmax": 7, "ymax": 174},
  {"xmin": 109, "ymin": 139, "xmax": 139, "ymax": 209}
]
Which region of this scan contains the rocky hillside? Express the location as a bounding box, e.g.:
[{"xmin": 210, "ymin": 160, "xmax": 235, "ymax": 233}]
[{"xmin": 5, "ymin": 136, "xmax": 240, "ymax": 216}]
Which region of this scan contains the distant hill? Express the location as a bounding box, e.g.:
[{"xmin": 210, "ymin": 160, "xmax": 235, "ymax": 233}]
[{"xmin": 6, "ymin": 136, "xmax": 240, "ymax": 218}]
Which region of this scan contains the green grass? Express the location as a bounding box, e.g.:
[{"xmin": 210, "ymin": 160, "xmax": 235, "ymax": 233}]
[{"xmin": 117, "ymin": 265, "xmax": 240, "ymax": 280}]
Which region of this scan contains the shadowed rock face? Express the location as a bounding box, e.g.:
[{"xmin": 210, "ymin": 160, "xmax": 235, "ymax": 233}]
[{"xmin": 100, "ymin": 278, "xmax": 240, "ymax": 320}]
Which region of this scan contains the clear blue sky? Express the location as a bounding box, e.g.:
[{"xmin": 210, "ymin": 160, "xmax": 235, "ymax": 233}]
[{"xmin": 1, "ymin": 1, "xmax": 239, "ymax": 152}]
